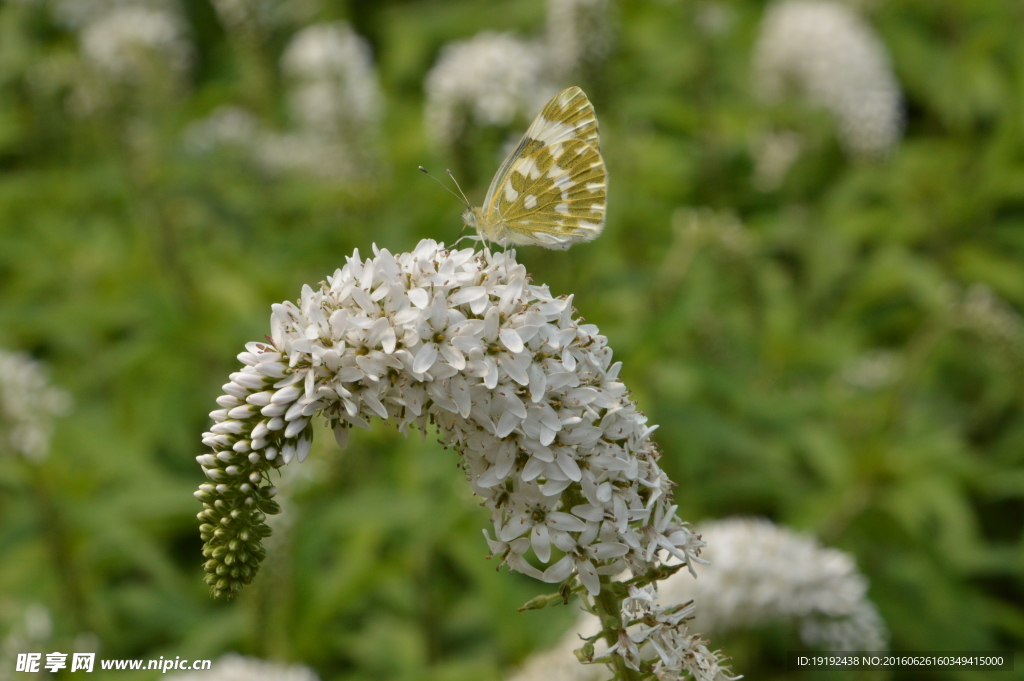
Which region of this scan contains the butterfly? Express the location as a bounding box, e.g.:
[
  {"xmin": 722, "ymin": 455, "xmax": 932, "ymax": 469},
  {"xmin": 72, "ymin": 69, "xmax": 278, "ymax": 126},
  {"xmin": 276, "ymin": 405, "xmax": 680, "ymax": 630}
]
[{"xmin": 463, "ymin": 86, "xmax": 607, "ymax": 250}]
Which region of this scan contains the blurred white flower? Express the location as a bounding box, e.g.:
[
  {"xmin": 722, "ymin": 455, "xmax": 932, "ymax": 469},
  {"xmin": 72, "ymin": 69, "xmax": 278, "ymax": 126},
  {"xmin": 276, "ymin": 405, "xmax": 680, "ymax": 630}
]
[
  {"xmin": 752, "ymin": 0, "xmax": 903, "ymax": 158},
  {"xmin": 953, "ymin": 283, "xmax": 1024, "ymax": 344},
  {"xmin": 424, "ymin": 32, "xmax": 556, "ymax": 148},
  {"xmin": 281, "ymin": 23, "xmax": 381, "ymax": 135},
  {"xmin": 260, "ymin": 22, "xmax": 384, "ymax": 180},
  {"xmin": 78, "ymin": 5, "xmax": 192, "ymax": 82},
  {"xmin": 508, "ymin": 517, "xmax": 886, "ymax": 680},
  {"xmin": 546, "ymin": 0, "xmax": 616, "ymax": 79},
  {"xmin": 195, "ymin": 240, "xmax": 730, "ymax": 678},
  {"xmin": 0, "ymin": 350, "xmax": 71, "ymax": 462},
  {"xmin": 694, "ymin": 1, "xmax": 737, "ymax": 37},
  {"xmin": 208, "ymin": 0, "xmax": 258, "ymax": 29},
  {"xmin": 507, "ymin": 609, "xmax": 604, "ymax": 681},
  {"xmin": 252, "ymin": 133, "xmax": 361, "ymax": 180},
  {"xmin": 51, "ymin": 0, "xmax": 171, "ymax": 28},
  {"xmin": 659, "ymin": 518, "xmax": 888, "ymax": 652},
  {"xmin": 209, "ymin": 0, "xmax": 319, "ymax": 32},
  {"xmin": 167, "ymin": 654, "xmax": 318, "ymax": 681},
  {"xmin": 751, "ymin": 130, "xmax": 803, "ymax": 191},
  {"xmin": 22, "ymin": 604, "xmax": 52, "ymax": 642},
  {"xmin": 840, "ymin": 350, "xmax": 903, "ymax": 391},
  {"xmin": 182, "ymin": 24, "xmax": 383, "ymax": 182},
  {"xmin": 0, "ymin": 603, "xmax": 52, "ymax": 681},
  {"xmin": 182, "ymin": 106, "xmax": 262, "ymax": 155}
]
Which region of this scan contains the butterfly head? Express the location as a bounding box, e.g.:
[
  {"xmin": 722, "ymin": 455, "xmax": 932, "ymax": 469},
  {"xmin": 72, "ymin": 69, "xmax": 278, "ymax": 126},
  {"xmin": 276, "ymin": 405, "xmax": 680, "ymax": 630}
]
[{"xmin": 461, "ymin": 206, "xmax": 481, "ymax": 229}]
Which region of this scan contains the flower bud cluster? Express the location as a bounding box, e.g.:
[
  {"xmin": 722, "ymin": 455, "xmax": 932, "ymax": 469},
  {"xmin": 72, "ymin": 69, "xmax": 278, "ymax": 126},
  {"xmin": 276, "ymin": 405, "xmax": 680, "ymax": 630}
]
[
  {"xmin": 195, "ymin": 348, "xmax": 304, "ymax": 596},
  {"xmin": 196, "ymin": 240, "xmax": 708, "ymax": 674}
]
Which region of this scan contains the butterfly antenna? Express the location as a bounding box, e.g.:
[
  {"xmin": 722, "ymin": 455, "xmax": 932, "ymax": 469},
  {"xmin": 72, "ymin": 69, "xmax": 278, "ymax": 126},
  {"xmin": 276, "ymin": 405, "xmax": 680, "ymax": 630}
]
[
  {"xmin": 418, "ymin": 166, "xmax": 471, "ymax": 210},
  {"xmin": 445, "ymin": 169, "xmax": 473, "ymax": 210}
]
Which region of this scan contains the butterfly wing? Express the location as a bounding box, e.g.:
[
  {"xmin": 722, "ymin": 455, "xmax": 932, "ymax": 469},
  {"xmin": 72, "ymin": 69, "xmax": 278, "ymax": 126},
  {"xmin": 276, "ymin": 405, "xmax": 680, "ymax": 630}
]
[
  {"xmin": 480, "ymin": 87, "xmax": 606, "ymax": 250},
  {"xmin": 483, "ymin": 87, "xmax": 599, "ymax": 208}
]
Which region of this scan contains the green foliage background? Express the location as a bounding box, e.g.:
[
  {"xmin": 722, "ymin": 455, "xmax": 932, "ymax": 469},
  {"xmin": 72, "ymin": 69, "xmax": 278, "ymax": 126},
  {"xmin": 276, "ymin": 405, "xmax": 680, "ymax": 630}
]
[{"xmin": 0, "ymin": 0, "xmax": 1022, "ymax": 679}]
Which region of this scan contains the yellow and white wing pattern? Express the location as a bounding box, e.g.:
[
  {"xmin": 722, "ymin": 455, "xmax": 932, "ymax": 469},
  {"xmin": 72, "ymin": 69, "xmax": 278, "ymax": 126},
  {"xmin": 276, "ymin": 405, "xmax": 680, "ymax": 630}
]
[{"xmin": 467, "ymin": 87, "xmax": 606, "ymax": 250}]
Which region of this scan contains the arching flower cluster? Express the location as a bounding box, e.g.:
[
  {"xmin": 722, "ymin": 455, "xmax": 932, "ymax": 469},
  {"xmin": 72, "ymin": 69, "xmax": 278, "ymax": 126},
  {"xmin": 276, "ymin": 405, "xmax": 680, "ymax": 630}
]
[
  {"xmin": 195, "ymin": 240, "xmax": 711, "ymax": 674},
  {"xmin": 752, "ymin": 0, "xmax": 903, "ymax": 158},
  {"xmin": 0, "ymin": 350, "xmax": 71, "ymax": 463}
]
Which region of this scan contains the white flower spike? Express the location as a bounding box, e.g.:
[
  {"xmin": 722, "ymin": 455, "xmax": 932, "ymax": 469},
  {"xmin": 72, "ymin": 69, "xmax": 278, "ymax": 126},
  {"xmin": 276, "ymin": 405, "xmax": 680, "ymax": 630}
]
[{"xmin": 196, "ymin": 241, "xmax": 727, "ymax": 679}]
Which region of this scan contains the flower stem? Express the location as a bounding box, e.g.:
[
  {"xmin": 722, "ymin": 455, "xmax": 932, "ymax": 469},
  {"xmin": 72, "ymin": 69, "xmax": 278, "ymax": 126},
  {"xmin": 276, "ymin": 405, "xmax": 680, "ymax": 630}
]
[{"xmin": 592, "ymin": 576, "xmax": 642, "ymax": 681}]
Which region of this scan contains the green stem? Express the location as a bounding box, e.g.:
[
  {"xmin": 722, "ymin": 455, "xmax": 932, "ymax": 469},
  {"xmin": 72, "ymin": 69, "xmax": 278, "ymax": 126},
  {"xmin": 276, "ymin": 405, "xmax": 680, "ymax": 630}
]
[{"xmin": 592, "ymin": 575, "xmax": 642, "ymax": 681}]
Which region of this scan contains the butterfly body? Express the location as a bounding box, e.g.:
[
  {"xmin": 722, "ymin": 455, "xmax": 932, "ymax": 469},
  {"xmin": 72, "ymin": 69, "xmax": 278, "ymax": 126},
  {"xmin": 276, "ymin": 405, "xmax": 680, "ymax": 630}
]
[{"xmin": 465, "ymin": 86, "xmax": 607, "ymax": 250}]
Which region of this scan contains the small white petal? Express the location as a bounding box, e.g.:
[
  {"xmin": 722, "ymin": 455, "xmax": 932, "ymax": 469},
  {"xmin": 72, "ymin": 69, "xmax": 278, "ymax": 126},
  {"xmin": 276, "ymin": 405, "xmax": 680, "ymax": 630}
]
[
  {"xmin": 261, "ymin": 403, "xmax": 287, "ymax": 417},
  {"xmin": 571, "ymin": 504, "xmax": 605, "ymax": 522},
  {"xmin": 498, "ymin": 354, "xmax": 529, "ymax": 386},
  {"xmin": 439, "ymin": 343, "xmax": 466, "ymax": 370},
  {"xmin": 555, "ymin": 449, "xmax": 582, "ymax": 481},
  {"xmin": 293, "ymin": 435, "xmax": 310, "ymax": 462},
  {"xmin": 449, "ymin": 286, "xmax": 487, "ymax": 305},
  {"xmin": 531, "ymin": 524, "xmax": 551, "ymax": 563},
  {"xmin": 577, "ymin": 558, "xmax": 601, "ymax": 595},
  {"xmin": 540, "ymin": 477, "xmax": 572, "ymax": 496},
  {"xmin": 413, "ymin": 343, "xmax": 438, "ymax": 374},
  {"xmin": 361, "ymin": 390, "xmax": 389, "ymax": 419},
  {"xmin": 499, "ymin": 515, "xmax": 531, "ymax": 541},
  {"xmin": 522, "ymin": 456, "xmax": 546, "ymax": 481},
  {"xmin": 246, "ymin": 391, "xmax": 274, "ymax": 407},
  {"xmin": 547, "ymin": 512, "xmax": 586, "ymax": 533},
  {"xmin": 281, "ymin": 442, "xmax": 295, "ymax": 464},
  {"xmin": 284, "ymin": 417, "xmax": 309, "ymax": 438},
  {"xmin": 408, "ymin": 287, "xmax": 429, "ymax": 308},
  {"xmin": 541, "ymin": 555, "xmax": 574, "ymax": 583},
  {"xmin": 499, "ymin": 328, "xmax": 524, "ymax": 353},
  {"xmin": 590, "ymin": 542, "xmax": 630, "ymax": 560},
  {"xmin": 494, "ymin": 410, "xmax": 521, "ymax": 438},
  {"xmin": 333, "ymin": 424, "xmax": 349, "ymax": 449},
  {"xmin": 270, "ymin": 385, "xmax": 301, "ymax": 405}
]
